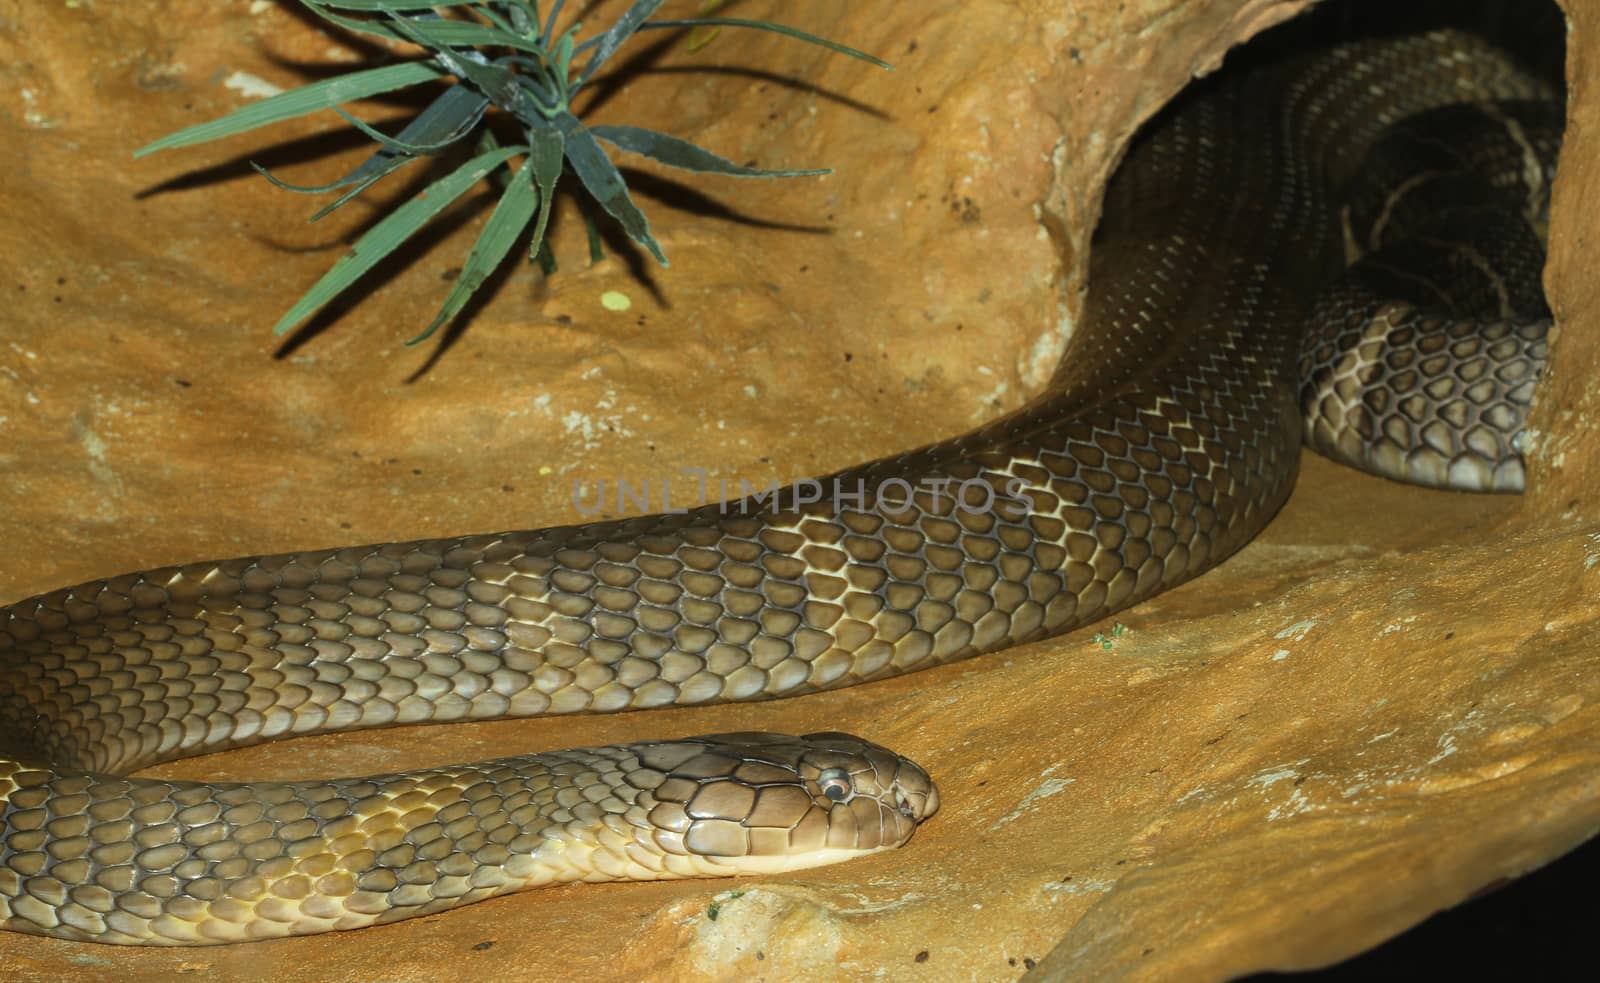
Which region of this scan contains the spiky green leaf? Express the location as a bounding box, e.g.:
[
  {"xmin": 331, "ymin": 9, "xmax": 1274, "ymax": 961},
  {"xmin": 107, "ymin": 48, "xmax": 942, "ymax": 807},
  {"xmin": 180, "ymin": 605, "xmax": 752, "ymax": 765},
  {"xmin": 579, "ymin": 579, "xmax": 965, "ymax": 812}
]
[
  {"xmin": 384, "ymin": 12, "xmax": 547, "ymax": 120},
  {"xmin": 248, "ymin": 83, "xmax": 484, "ymax": 197},
  {"xmin": 541, "ymin": 0, "xmax": 568, "ymax": 46},
  {"xmin": 403, "ymin": 18, "xmax": 567, "ymax": 61},
  {"xmin": 556, "ymin": 112, "xmax": 665, "ymax": 265},
  {"xmin": 582, "ymin": 206, "xmax": 605, "ymax": 264},
  {"xmin": 408, "ymin": 157, "xmax": 542, "ymax": 344},
  {"xmin": 589, "ymin": 125, "xmax": 827, "ymax": 178},
  {"xmin": 332, "ymin": 107, "xmax": 464, "ymax": 156},
  {"xmin": 249, "ymin": 82, "xmax": 487, "ymax": 221},
  {"xmin": 298, "ymin": 0, "xmax": 554, "ymax": 60},
  {"xmin": 573, "ymin": 0, "xmax": 666, "ymax": 86},
  {"xmin": 527, "ymin": 124, "xmax": 565, "ymax": 261},
  {"xmin": 306, "ymin": 156, "xmax": 414, "ymax": 221},
  {"xmin": 134, "ymin": 60, "xmax": 446, "ymax": 157},
  {"xmin": 311, "ymin": 1, "xmax": 482, "ymax": 10},
  {"xmin": 272, "ymin": 144, "xmax": 526, "ymax": 336},
  {"xmin": 348, "ymin": 81, "xmax": 487, "ymax": 169}
]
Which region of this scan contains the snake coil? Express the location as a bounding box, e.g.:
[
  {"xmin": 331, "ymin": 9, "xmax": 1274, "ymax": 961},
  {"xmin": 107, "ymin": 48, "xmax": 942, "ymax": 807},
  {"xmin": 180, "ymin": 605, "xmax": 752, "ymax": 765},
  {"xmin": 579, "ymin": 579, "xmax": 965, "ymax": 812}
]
[{"xmin": 0, "ymin": 29, "xmax": 1558, "ymax": 944}]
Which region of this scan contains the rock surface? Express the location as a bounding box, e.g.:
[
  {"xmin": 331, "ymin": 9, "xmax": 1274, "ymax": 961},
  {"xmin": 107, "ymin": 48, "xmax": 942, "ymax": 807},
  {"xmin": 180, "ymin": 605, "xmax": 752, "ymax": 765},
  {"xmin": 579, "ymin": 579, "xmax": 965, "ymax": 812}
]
[{"xmin": 1, "ymin": 0, "xmax": 1596, "ymax": 980}]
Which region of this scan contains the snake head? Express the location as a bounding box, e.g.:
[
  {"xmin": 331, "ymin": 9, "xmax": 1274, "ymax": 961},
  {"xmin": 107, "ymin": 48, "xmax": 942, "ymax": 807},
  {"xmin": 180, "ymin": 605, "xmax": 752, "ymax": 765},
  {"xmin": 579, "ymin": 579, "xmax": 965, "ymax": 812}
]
[{"xmin": 631, "ymin": 731, "xmax": 937, "ymax": 875}]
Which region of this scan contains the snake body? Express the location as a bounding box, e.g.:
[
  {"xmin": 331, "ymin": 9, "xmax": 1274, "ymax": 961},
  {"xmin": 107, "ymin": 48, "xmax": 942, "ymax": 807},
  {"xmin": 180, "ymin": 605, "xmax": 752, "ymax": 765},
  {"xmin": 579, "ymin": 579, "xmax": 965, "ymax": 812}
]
[{"xmin": 0, "ymin": 31, "xmax": 1558, "ymax": 944}]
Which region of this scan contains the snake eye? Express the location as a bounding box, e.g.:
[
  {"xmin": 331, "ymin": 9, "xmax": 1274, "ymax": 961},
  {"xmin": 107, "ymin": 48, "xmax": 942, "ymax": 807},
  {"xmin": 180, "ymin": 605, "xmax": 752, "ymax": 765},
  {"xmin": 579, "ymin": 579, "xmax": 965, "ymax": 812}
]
[{"xmin": 817, "ymin": 768, "xmax": 852, "ymax": 802}]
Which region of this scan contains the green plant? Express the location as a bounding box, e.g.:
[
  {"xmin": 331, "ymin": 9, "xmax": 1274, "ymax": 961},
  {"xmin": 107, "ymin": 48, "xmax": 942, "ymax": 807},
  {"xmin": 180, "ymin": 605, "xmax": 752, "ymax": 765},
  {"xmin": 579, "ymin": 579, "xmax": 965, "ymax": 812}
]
[
  {"xmin": 1090, "ymin": 623, "xmax": 1127, "ymax": 651},
  {"xmin": 135, "ymin": 1, "xmax": 889, "ymax": 344},
  {"xmin": 706, "ymin": 889, "xmax": 744, "ymax": 920}
]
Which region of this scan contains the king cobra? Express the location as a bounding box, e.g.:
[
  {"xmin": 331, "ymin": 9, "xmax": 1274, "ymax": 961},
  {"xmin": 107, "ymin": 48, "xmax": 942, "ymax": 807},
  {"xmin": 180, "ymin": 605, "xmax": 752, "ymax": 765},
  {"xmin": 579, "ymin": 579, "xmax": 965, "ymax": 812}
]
[{"xmin": 0, "ymin": 29, "xmax": 1559, "ymax": 944}]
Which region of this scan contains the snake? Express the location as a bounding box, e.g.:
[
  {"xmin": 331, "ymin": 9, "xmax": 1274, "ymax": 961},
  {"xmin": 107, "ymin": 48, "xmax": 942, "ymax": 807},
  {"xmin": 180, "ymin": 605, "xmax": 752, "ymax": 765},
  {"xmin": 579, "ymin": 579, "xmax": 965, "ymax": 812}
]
[{"xmin": 0, "ymin": 28, "xmax": 1560, "ymax": 945}]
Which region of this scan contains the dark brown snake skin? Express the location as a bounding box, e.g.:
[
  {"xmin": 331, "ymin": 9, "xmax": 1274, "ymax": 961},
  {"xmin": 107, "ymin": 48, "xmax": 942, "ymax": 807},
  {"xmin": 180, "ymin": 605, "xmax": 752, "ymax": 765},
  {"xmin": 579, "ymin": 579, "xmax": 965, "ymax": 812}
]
[{"xmin": 0, "ymin": 31, "xmax": 1559, "ymax": 943}]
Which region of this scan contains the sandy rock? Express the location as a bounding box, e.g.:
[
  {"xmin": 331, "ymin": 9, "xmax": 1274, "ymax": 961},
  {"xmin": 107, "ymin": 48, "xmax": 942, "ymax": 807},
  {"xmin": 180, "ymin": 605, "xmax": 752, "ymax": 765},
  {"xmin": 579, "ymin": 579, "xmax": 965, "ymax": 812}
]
[{"xmin": 1, "ymin": 0, "xmax": 1596, "ymax": 980}]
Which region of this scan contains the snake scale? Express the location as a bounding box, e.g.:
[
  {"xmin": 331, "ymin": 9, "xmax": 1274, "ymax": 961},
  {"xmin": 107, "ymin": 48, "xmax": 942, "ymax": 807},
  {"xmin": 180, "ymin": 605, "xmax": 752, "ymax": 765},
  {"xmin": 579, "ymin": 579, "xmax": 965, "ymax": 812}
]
[{"xmin": 0, "ymin": 29, "xmax": 1559, "ymax": 944}]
